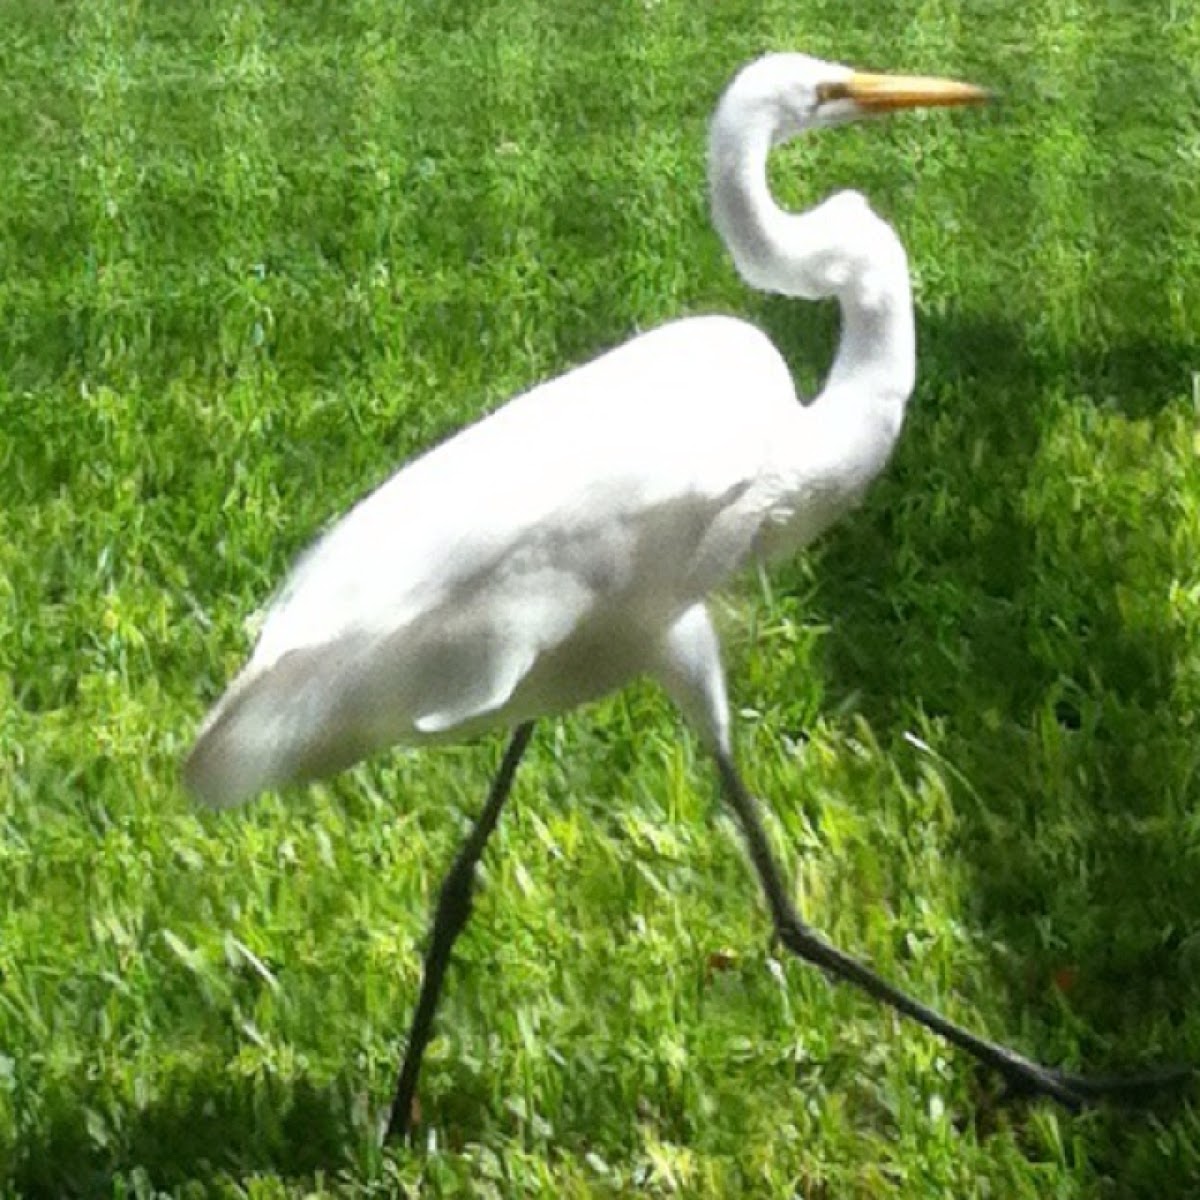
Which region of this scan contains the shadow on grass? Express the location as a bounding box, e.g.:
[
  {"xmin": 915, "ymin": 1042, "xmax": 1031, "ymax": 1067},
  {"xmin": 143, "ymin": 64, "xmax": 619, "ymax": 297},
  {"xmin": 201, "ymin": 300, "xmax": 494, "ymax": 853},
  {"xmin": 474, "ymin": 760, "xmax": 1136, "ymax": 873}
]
[
  {"xmin": 6, "ymin": 1072, "xmax": 366, "ymax": 1198},
  {"xmin": 768, "ymin": 305, "xmax": 1200, "ymax": 1071}
]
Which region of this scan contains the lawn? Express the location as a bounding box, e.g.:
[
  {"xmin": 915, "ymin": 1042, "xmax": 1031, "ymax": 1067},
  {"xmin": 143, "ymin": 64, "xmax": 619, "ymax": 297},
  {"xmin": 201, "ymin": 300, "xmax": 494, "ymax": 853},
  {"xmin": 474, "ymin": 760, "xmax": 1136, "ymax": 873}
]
[{"xmin": 3, "ymin": 0, "xmax": 1200, "ymax": 1195}]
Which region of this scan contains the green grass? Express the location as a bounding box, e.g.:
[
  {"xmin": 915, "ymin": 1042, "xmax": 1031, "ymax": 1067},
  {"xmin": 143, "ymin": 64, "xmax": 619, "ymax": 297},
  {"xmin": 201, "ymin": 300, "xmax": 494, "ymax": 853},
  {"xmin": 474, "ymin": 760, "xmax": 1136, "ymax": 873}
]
[{"xmin": 4, "ymin": 0, "xmax": 1200, "ymax": 1194}]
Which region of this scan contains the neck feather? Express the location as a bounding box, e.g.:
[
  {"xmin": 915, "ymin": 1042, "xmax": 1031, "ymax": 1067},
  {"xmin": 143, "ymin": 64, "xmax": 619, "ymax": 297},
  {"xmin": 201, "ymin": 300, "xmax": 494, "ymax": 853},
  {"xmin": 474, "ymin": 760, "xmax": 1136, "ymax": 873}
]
[{"xmin": 707, "ymin": 90, "xmax": 917, "ymax": 417}]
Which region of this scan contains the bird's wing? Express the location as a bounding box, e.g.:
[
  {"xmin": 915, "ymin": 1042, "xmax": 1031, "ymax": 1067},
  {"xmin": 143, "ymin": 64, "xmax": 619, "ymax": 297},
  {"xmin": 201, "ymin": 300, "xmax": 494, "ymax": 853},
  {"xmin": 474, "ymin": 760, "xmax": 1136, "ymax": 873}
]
[
  {"xmin": 250, "ymin": 316, "xmax": 791, "ymax": 674},
  {"xmin": 189, "ymin": 318, "xmax": 796, "ymax": 805},
  {"xmin": 412, "ymin": 648, "xmax": 535, "ymax": 735}
]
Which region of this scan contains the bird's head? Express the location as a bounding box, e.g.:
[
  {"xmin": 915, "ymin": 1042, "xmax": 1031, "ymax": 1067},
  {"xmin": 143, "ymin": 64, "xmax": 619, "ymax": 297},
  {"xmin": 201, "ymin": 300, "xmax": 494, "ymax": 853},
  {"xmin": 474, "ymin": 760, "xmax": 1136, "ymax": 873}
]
[{"xmin": 725, "ymin": 52, "xmax": 989, "ymax": 145}]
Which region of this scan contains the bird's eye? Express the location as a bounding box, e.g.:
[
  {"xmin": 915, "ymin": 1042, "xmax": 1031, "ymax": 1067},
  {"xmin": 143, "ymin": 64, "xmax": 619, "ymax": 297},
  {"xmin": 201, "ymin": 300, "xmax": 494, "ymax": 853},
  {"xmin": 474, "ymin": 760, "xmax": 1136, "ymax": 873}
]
[{"xmin": 816, "ymin": 81, "xmax": 851, "ymax": 105}]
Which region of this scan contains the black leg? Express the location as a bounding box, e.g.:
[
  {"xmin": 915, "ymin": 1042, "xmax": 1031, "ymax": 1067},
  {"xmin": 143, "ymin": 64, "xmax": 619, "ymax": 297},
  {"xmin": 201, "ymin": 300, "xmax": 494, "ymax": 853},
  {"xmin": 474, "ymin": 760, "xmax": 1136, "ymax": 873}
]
[
  {"xmin": 386, "ymin": 722, "xmax": 535, "ymax": 1141},
  {"xmin": 714, "ymin": 750, "xmax": 1192, "ymax": 1108}
]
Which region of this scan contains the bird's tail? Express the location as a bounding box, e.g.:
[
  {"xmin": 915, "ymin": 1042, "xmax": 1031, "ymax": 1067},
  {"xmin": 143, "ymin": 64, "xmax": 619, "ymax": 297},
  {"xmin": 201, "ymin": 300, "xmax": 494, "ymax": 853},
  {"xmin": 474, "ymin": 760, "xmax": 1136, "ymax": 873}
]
[
  {"xmin": 184, "ymin": 670, "xmax": 285, "ymax": 809},
  {"xmin": 183, "ymin": 647, "xmax": 356, "ymax": 809}
]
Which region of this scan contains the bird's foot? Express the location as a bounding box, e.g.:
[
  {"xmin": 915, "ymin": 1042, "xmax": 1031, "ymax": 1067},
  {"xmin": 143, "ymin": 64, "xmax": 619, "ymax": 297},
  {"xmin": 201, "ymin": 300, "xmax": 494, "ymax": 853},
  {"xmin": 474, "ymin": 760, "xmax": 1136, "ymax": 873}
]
[{"xmin": 996, "ymin": 1056, "xmax": 1195, "ymax": 1110}]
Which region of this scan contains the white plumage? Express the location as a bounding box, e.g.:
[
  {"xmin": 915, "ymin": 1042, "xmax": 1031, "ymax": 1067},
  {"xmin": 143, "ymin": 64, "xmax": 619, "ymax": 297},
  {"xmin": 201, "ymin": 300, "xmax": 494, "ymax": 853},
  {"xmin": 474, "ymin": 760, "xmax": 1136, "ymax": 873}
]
[{"xmin": 186, "ymin": 53, "xmax": 982, "ymax": 810}]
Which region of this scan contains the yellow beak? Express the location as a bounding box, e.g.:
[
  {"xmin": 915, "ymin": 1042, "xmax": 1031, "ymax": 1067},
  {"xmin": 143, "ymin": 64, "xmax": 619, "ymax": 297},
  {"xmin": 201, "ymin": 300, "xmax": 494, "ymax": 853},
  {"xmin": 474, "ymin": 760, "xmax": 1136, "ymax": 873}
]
[{"xmin": 818, "ymin": 72, "xmax": 991, "ymax": 113}]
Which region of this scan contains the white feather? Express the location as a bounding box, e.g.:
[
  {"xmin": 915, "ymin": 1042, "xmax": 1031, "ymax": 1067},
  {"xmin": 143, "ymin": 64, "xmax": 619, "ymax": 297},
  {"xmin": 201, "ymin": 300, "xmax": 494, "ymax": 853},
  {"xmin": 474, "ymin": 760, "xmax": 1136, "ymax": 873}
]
[{"xmin": 185, "ymin": 52, "xmax": 955, "ymax": 808}]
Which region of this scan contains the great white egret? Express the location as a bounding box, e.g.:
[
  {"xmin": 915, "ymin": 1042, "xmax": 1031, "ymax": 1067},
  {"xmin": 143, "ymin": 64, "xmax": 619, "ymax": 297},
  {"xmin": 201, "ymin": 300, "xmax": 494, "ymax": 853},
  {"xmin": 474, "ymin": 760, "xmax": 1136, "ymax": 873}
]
[{"xmin": 187, "ymin": 53, "xmax": 1184, "ymax": 1139}]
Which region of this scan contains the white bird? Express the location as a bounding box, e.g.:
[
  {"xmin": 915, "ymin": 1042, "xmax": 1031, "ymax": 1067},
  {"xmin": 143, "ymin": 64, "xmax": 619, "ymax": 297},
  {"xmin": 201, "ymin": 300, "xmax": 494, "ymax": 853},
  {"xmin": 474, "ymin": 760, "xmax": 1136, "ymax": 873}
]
[{"xmin": 187, "ymin": 53, "xmax": 1182, "ymax": 1139}]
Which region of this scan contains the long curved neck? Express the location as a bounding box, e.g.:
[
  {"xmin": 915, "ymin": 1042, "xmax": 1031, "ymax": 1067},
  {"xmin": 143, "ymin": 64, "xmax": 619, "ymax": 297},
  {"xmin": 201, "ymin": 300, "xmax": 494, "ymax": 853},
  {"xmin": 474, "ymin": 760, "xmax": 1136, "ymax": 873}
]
[{"xmin": 708, "ymin": 93, "xmax": 916, "ymax": 438}]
